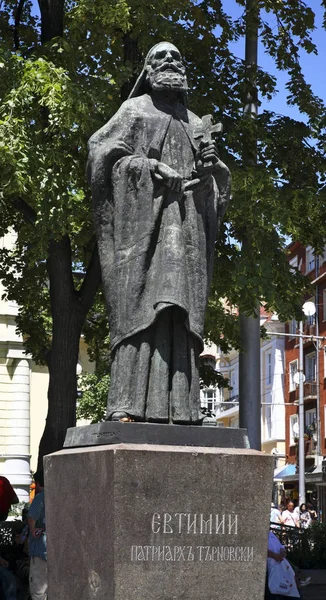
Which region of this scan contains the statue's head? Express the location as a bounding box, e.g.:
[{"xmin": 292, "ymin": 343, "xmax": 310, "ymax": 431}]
[
  {"xmin": 145, "ymin": 42, "xmax": 188, "ymax": 93},
  {"xmin": 128, "ymin": 41, "xmax": 188, "ymax": 102}
]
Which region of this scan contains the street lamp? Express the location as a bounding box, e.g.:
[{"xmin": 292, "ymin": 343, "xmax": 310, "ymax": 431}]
[{"xmin": 295, "ymin": 301, "xmax": 316, "ymax": 506}]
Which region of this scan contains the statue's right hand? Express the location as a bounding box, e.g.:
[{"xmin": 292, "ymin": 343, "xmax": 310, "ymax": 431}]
[{"xmin": 153, "ymin": 162, "xmax": 184, "ymax": 193}]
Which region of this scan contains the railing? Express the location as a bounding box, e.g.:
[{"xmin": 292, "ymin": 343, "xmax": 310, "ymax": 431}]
[
  {"xmin": 303, "ymin": 323, "xmax": 316, "ymax": 337},
  {"xmin": 290, "ymin": 381, "xmax": 317, "ymax": 402},
  {"xmin": 219, "ymin": 394, "xmax": 239, "ymax": 412},
  {"xmin": 269, "ymin": 522, "xmax": 303, "ymax": 550}
]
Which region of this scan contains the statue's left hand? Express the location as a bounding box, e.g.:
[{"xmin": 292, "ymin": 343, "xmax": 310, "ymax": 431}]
[{"xmin": 196, "ymin": 141, "xmax": 219, "ymax": 172}]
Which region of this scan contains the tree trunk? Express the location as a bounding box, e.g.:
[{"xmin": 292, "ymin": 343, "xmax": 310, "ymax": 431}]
[
  {"xmin": 37, "ymin": 313, "xmax": 82, "ymax": 466},
  {"xmin": 37, "ymin": 237, "xmax": 101, "ymax": 469},
  {"xmin": 38, "ymin": 0, "xmax": 65, "ymax": 43}
]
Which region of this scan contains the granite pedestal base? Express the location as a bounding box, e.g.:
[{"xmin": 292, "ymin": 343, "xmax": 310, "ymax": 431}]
[
  {"xmin": 64, "ymin": 421, "xmax": 249, "ymax": 449},
  {"xmin": 45, "ymin": 443, "xmax": 273, "ymax": 600}
]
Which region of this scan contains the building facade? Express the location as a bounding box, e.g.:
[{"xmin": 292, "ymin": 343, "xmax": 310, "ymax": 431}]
[
  {"xmin": 283, "ymin": 242, "xmax": 326, "ymax": 514},
  {"xmin": 200, "ymin": 310, "xmax": 286, "ymax": 461}
]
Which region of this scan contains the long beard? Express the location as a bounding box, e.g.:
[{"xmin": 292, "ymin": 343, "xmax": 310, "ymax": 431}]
[{"xmin": 148, "ymin": 69, "xmax": 188, "ymax": 92}]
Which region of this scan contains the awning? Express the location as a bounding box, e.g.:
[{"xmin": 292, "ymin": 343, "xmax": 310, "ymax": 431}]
[
  {"xmin": 280, "ymin": 462, "xmax": 326, "ymax": 485},
  {"xmin": 274, "ymin": 464, "xmax": 296, "ymax": 481}
]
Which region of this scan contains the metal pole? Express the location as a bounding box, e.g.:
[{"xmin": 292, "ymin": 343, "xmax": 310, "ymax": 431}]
[
  {"xmin": 265, "ymin": 331, "xmax": 326, "ymax": 341},
  {"xmin": 239, "ymin": 311, "xmax": 261, "ymax": 450},
  {"xmin": 239, "ymin": 0, "xmax": 261, "ymax": 450},
  {"xmin": 298, "ymin": 320, "xmax": 305, "ymax": 505},
  {"xmin": 315, "ymin": 265, "xmax": 321, "ymax": 464},
  {"xmin": 315, "ymin": 263, "xmax": 321, "ymax": 520}
]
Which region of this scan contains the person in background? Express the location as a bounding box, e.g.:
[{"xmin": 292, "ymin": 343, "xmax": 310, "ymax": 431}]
[
  {"xmin": 265, "ymin": 531, "xmax": 310, "ymax": 599},
  {"xmin": 293, "ymin": 502, "xmax": 300, "ymax": 522},
  {"xmin": 307, "ymin": 503, "xmax": 317, "ymax": 521},
  {"xmin": 270, "ymin": 503, "xmax": 282, "ymax": 529},
  {"xmin": 281, "ymin": 501, "xmax": 299, "ymax": 528},
  {"xmin": 27, "ymin": 471, "xmax": 47, "ymax": 600},
  {"xmin": 0, "ymin": 477, "xmax": 19, "ymax": 521},
  {"xmin": 299, "ymin": 503, "xmax": 311, "ymax": 529}
]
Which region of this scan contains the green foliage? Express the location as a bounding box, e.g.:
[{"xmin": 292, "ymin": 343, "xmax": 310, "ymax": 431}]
[
  {"xmin": 76, "ymin": 289, "xmax": 111, "ymax": 422},
  {"xmin": 199, "ymin": 362, "xmax": 230, "ymax": 391},
  {"xmin": 76, "ymin": 372, "xmax": 109, "ymax": 423},
  {"xmin": 287, "ymin": 522, "xmax": 326, "ymax": 569},
  {"xmin": 0, "ymin": 0, "xmax": 326, "ymax": 423},
  {"xmin": 8, "ymin": 502, "xmax": 29, "ymax": 519}
]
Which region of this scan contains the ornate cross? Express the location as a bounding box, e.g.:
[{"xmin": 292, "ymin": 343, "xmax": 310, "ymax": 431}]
[
  {"xmin": 194, "ymin": 114, "xmax": 223, "ymax": 170},
  {"xmin": 194, "ymin": 114, "xmax": 223, "ymax": 145}
]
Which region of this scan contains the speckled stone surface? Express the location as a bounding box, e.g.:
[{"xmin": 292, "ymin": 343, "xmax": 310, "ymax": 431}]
[{"xmin": 45, "ymin": 444, "xmax": 273, "ymax": 600}]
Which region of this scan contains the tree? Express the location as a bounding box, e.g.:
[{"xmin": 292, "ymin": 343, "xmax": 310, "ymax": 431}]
[{"xmin": 1, "ymin": 0, "xmax": 326, "ymax": 448}]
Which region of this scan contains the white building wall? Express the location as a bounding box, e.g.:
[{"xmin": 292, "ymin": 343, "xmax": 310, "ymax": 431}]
[
  {"xmin": 0, "ymin": 342, "xmax": 32, "ymax": 500},
  {"xmin": 211, "ymin": 319, "xmax": 285, "ymax": 453},
  {"xmin": 271, "ymin": 341, "xmax": 285, "ymax": 440}
]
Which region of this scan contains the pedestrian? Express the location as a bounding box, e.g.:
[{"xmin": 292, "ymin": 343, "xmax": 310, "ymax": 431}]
[
  {"xmin": 299, "ymin": 504, "xmax": 311, "ymax": 529},
  {"xmin": 270, "ymin": 503, "xmax": 282, "ymax": 529},
  {"xmin": 265, "ymin": 531, "xmax": 300, "ymax": 599},
  {"xmin": 27, "ymin": 471, "xmax": 47, "ymax": 600},
  {"xmin": 265, "ymin": 531, "xmax": 310, "ymax": 599},
  {"xmin": 307, "ymin": 503, "xmax": 317, "ymax": 521},
  {"xmin": 281, "ymin": 501, "xmax": 299, "ymax": 528}
]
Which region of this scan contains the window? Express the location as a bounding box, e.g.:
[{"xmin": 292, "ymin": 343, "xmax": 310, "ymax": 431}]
[
  {"xmin": 229, "ymin": 368, "xmax": 237, "ymax": 396},
  {"xmin": 306, "ymin": 296, "xmax": 315, "ymax": 326},
  {"xmin": 324, "ymin": 347, "xmax": 326, "ymax": 379},
  {"xmin": 307, "ymin": 313, "xmax": 315, "ymax": 327},
  {"xmin": 289, "ymin": 360, "xmax": 298, "ymax": 392},
  {"xmin": 289, "ymin": 319, "xmax": 297, "ymax": 337},
  {"xmin": 290, "ymin": 414, "xmax": 299, "ymax": 445},
  {"xmin": 266, "ymin": 352, "xmax": 272, "ymax": 386},
  {"xmin": 265, "ymin": 405, "xmax": 272, "ymax": 440},
  {"xmin": 201, "ymin": 388, "xmax": 217, "ymax": 413},
  {"xmin": 305, "ymin": 408, "xmax": 316, "ymax": 429},
  {"xmin": 305, "ymin": 352, "xmax": 316, "ymax": 382},
  {"xmin": 306, "ymin": 246, "xmax": 315, "ymax": 273},
  {"xmin": 323, "ymin": 290, "xmax": 326, "ymax": 322}
]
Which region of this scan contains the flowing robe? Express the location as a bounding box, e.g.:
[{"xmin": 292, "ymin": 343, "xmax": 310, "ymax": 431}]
[{"xmin": 87, "ymin": 93, "xmax": 229, "ymax": 423}]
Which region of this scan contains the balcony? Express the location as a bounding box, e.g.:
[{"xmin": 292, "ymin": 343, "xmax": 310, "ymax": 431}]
[
  {"xmin": 289, "ymin": 381, "xmax": 317, "ymax": 403},
  {"xmin": 303, "ymin": 323, "xmax": 316, "ymax": 340}
]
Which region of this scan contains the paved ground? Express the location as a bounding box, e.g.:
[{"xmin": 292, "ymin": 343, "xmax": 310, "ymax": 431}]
[{"xmin": 300, "ymin": 571, "xmax": 326, "ymax": 600}]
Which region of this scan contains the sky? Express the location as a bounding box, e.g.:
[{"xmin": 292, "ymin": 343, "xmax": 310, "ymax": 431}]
[{"xmin": 223, "ymin": 0, "xmax": 326, "ymax": 120}]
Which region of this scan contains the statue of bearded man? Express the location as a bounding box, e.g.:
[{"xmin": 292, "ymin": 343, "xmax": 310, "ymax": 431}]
[{"xmin": 87, "ymin": 42, "xmax": 231, "ymax": 424}]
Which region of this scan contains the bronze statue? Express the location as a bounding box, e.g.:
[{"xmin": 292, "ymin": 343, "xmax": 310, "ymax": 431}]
[{"xmin": 87, "ymin": 42, "xmax": 231, "ymax": 424}]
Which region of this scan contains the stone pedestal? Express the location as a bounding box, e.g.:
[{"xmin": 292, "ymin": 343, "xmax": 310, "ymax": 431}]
[
  {"xmin": 64, "ymin": 421, "xmax": 250, "ymax": 450},
  {"xmin": 44, "ymin": 443, "xmax": 273, "ymax": 600}
]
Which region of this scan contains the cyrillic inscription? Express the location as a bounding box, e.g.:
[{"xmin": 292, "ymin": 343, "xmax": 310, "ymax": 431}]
[
  {"xmin": 131, "ymin": 545, "xmax": 254, "ymax": 562},
  {"xmin": 132, "ymin": 512, "xmax": 252, "ymax": 564},
  {"xmin": 151, "ymin": 513, "xmax": 238, "ymax": 535}
]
